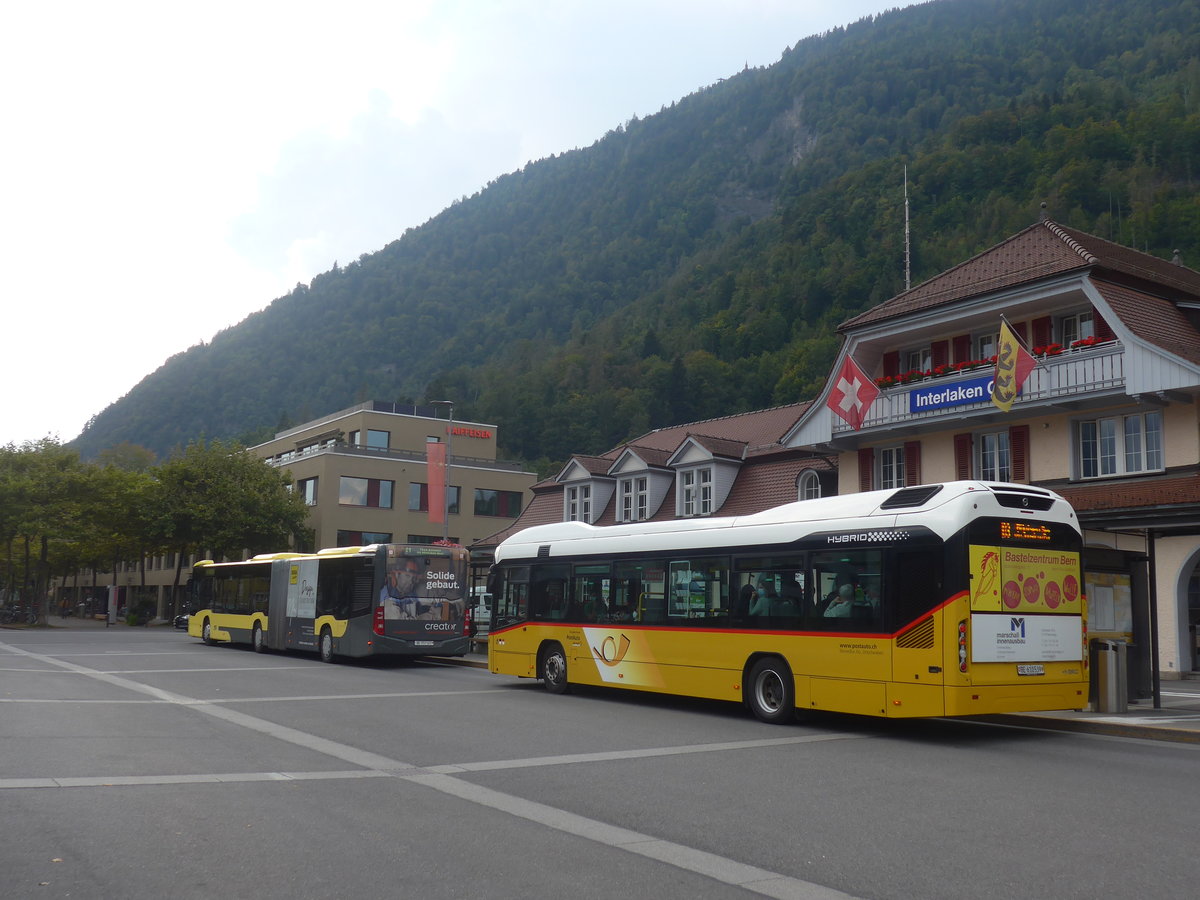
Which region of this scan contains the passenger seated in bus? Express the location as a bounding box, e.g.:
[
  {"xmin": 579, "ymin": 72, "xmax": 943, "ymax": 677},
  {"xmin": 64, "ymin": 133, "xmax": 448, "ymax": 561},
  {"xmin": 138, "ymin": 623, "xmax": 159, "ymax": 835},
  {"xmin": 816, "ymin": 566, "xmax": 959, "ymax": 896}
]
[
  {"xmin": 584, "ymin": 592, "xmax": 608, "ymax": 622},
  {"xmin": 823, "ymin": 584, "xmax": 857, "ymax": 618},
  {"xmin": 750, "ymin": 577, "xmax": 799, "ymax": 618}
]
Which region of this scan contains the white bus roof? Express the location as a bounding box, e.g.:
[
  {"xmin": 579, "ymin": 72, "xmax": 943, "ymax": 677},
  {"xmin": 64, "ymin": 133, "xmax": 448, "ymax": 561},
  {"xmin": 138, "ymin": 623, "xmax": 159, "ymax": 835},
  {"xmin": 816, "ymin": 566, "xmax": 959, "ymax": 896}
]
[{"xmin": 494, "ymin": 482, "xmax": 1078, "ymax": 562}]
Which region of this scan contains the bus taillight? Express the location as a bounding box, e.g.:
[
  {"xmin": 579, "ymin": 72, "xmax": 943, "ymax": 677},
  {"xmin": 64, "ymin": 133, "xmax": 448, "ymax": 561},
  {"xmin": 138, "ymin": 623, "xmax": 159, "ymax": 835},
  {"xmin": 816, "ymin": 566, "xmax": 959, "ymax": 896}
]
[
  {"xmin": 958, "ymin": 620, "xmax": 968, "ymax": 673},
  {"xmin": 373, "ymin": 605, "xmax": 386, "ymax": 636},
  {"xmin": 1082, "ymin": 617, "xmax": 1088, "ymax": 669}
]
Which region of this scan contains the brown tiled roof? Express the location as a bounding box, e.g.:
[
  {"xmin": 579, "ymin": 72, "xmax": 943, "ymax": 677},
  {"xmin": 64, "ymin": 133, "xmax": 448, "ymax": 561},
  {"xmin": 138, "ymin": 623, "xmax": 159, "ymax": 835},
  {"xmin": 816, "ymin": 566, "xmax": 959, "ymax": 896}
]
[
  {"xmin": 613, "ymin": 444, "xmax": 673, "ymax": 468},
  {"xmin": 564, "ymin": 455, "xmax": 615, "ymax": 476},
  {"xmin": 1092, "ymin": 279, "xmax": 1200, "ymax": 367},
  {"xmin": 716, "ymin": 455, "xmax": 836, "ymax": 516},
  {"xmin": 1055, "ymin": 474, "xmax": 1200, "ymax": 513},
  {"xmin": 841, "ymin": 220, "xmax": 1200, "ymax": 331},
  {"xmin": 623, "ymin": 402, "xmax": 812, "ymax": 452},
  {"xmin": 473, "ymin": 482, "xmax": 565, "ymax": 549},
  {"xmin": 678, "ymin": 434, "xmax": 748, "ymax": 460},
  {"xmin": 1054, "ymin": 223, "xmax": 1200, "ymax": 295},
  {"xmin": 472, "ymin": 402, "xmax": 818, "ymax": 550}
]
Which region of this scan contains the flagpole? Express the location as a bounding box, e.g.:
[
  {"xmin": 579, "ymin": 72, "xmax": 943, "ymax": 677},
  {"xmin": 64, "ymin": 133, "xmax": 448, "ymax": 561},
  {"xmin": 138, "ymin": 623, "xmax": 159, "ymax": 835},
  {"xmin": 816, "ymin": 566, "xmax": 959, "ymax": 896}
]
[{"xmin": 998, "ymin": 313, "xmax": 1043, "ymax": 367}]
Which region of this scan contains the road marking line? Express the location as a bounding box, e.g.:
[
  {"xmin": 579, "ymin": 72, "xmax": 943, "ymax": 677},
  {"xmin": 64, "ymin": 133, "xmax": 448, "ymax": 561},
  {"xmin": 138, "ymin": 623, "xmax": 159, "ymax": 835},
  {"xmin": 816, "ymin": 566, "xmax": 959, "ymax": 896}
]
[{"xmin": 1, "ymin": 636, "xmax": 862, "ymax": 899}]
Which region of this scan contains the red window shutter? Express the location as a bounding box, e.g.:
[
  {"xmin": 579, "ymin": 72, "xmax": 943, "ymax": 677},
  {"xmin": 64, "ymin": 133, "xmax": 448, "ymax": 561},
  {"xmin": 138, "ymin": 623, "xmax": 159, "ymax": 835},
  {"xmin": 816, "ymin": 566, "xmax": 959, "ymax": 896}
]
[
  {"xmin": 952, "ymin": 335, "xmax": 972, "ymax": 364},
  {"xmin": 904, "ymin": 441, "xmax": 922, "ymax": 486},
  {"xmin": 1032, "ymin": 316, "xmax": 1053, "ymax": 347},
  {"xmin": 1013, "ymin": 321, "xmax": 1028, "ymax": 344},
  {"xmin": 1094, "ymin": 308, "xmax": 1115, "ymax": 342},
  {"xmin": 858, "ymin": 448, "xmax": 875, "ymax": 492},
  {"xmin": 931, "ymin": 340, "xmax": 949, "ymax": 368},
  {"xmin": 954, "ymin": 433, "xmax": 973, "ymax": 481},
  {"xmin": 883, "ymin": 351, "xmax": 900, "ymax": 377},
  {"xmin": 1009, "ymin": 425, "xmax": 1030, "ymax": 483}
]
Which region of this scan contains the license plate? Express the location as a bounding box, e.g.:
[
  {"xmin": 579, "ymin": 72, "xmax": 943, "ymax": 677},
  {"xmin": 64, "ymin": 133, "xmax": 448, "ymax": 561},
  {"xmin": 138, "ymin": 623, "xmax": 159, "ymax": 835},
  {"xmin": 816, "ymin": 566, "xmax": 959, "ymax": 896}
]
[
  {"xmin": 414, "ymin": 641, "xmax": 434, "ymax": 647},
  {"xmin": 1017, "ymin": 664, "xmax": 1045, "ymax": 676}
]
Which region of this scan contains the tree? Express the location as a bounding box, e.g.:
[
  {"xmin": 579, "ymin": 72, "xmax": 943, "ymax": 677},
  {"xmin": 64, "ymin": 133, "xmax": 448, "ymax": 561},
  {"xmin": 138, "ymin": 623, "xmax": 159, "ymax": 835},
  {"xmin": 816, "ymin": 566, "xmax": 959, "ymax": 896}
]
[{"xmin": 154, "ymin": 440, "xmax": 313, "ymax": 606}]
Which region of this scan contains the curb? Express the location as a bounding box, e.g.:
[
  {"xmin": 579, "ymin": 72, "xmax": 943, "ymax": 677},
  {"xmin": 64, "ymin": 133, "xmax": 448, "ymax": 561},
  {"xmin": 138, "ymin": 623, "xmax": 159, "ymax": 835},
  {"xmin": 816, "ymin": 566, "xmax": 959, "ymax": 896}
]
[{"xmin": 983, "ymin": 713, "xmax": 1200, "ymax": 744}]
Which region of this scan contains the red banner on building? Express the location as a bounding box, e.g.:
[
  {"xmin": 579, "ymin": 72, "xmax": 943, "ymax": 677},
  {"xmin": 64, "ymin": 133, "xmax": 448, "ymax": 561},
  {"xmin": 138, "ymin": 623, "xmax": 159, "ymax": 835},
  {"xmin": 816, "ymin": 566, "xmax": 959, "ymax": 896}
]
[
  {"xmin": 427, "ymin": 441, "xmax": 446, "ymax": 524},
  {"xmin": 826, "ymin": 354, "xmax": 879, "ymax": 431}
]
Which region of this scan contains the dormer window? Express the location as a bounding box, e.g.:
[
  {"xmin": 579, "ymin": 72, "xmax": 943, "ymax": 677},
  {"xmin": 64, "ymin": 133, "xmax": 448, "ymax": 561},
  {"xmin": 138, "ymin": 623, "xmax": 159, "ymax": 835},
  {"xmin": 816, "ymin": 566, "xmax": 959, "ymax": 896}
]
[
  {"xmin": 680, "ymin": 467, "xmax": 713, "ymax": 517},
  {"xmin": 566, "ymin": 485, "xmax": 592, "ymax": 522},
  {"xmin": 619, "ymin": 476, "xmax": 649, "ymax": 522}
]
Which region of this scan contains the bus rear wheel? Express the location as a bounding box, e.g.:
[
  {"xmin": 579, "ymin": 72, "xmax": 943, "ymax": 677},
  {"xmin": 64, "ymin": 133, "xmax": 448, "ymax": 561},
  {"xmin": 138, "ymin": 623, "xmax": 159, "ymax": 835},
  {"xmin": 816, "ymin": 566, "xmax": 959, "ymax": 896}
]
[
  {"xmin": 541, "ymin": 643, "xmax": 570, "ymax": 694},
  {"xmin": 252, "ymin": 623, "xmax": 266, "ymax": 653},
  {"xmin": 746, "ymin": 657, "xmax": 795, "ymax": 724},
  {"xmin": 319, "ymin": 629, "xmax": 334, "ymax": 663},
  {"xmin": 202, "ymin": 620, "xmax": 215, "ymax": 646}
]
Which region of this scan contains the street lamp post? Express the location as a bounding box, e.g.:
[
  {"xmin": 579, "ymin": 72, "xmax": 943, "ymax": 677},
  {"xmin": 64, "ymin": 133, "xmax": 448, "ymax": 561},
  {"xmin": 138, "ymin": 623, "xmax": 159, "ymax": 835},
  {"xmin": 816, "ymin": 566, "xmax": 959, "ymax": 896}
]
[{"xmin": 431, "ymin": 400, "xmax": 454, "ymax": 542}]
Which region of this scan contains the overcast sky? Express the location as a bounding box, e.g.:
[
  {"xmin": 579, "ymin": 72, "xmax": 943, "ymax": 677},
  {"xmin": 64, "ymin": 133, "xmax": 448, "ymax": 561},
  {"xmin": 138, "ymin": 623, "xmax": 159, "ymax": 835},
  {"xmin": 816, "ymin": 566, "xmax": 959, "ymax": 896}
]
[{"xmin": 1, "ymin": 0, "xmax": 902, "ymax": 450}]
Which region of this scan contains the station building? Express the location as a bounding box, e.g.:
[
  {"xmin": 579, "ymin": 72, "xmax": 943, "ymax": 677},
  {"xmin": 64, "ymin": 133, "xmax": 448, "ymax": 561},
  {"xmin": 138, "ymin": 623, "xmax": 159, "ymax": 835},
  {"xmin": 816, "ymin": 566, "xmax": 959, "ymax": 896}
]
[
  {"xmin": 476, "ymin": 217, "xmax": 1200, "ymax": 691},
  {"xmin": 785, "ymin": 217, "xmax": 1200, "ymax": 687}
]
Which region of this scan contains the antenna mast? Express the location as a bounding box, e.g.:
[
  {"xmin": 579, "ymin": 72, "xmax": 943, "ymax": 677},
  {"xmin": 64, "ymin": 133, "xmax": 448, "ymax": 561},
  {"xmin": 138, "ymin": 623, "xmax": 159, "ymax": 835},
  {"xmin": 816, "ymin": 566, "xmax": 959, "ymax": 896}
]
[{"xmin": 904, "ymin": 165, "xmax": 911, "ymax": 291}]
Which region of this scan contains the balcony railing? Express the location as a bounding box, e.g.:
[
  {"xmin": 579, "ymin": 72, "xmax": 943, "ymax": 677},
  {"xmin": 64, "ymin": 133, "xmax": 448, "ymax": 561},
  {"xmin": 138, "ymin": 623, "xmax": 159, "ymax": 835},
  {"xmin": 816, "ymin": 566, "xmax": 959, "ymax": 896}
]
[
  {"xmin": 834, "ymin": 341, "xmax": 1125, "ymax": 434},
  {"xmin": 266, "ymin": 442, "xmax": 531, "ymax": 473}
]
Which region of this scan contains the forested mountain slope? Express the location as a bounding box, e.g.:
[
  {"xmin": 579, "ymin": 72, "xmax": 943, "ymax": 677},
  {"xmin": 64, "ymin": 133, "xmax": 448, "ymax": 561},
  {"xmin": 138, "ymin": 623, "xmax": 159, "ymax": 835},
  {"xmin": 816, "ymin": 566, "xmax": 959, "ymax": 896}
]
[{"xmin": 72, "ymin": 0, "xmax": 1200, "ymax": 472}]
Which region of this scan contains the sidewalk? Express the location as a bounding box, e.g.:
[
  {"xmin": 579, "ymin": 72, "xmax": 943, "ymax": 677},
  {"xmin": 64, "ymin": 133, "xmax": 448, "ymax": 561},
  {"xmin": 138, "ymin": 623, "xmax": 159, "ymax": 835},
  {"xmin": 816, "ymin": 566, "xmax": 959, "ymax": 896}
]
[
  {"xmin": 987, "ymin": 680, "xmax": 1200, "ymax": 744},
  {"xmin": 10, "ymin": 617, "xmax": 1200, "ymax": 743}
]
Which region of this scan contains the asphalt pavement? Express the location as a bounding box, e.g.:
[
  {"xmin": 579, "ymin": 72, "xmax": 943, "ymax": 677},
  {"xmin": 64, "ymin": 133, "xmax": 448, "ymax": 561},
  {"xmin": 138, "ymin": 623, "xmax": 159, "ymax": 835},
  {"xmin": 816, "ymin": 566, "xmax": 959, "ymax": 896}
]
[{"xmin": 10, "ymin": 613, "xmax": 1200, "ymax": 744}]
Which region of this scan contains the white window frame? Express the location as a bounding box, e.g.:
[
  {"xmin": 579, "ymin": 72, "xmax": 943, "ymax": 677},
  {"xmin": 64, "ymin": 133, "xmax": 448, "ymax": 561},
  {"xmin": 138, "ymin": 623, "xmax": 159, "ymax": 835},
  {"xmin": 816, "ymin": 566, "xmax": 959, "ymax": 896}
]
[
  {"xmin": 977, "ymin": 332, "xmax": 999, "ymax": 360},
  {"xmin": 978, "ymin": 430, "xmax": 1011, "ymax": 482},
  {"xmin": 878, "ymin": 446, "xmax": 906, "ymax": 490},
  {"xmin": 680, "ymin": 467, "xmax": 713, "ymax": 517},
  {"xmin": 1077, "ymin": 411, "xmax": 1163, "ymax": 478},
  {"xmin": 798, "ymin": 470, "xmax": 822, "ymax": 501},
  {"xmin": 905, "ymin": 347, "xmax": 931, "ymax": 372},
  {"xmin": 567, "ymin": 484, "xmax": 592, "ymax": 522},
  {"xmin": 1061, "ymin": 311, "xmax": 1095, "ymax": 346},
  {"xmin": 619, "ymin": 476, "xmax": 649, "ymax": 522}
]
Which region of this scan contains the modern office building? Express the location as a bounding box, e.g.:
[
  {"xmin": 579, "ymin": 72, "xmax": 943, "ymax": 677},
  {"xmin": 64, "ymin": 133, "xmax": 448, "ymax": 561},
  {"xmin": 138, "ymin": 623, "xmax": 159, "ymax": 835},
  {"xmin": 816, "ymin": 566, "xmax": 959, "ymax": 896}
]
[
  {"xmin": 251, "ymin": 401, "xmax": 538, "ymax": 550},
  {"xmin": 53, "ymin": 401, "xmax": 537, "ymax": 622}
]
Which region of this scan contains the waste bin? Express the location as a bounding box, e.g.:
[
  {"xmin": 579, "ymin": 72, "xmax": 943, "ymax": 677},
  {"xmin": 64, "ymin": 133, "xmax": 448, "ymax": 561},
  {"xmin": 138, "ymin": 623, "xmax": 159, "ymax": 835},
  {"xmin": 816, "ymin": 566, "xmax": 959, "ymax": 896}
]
[{"xmin": 1091, "ymin": 639, "xmax": 1128, "ymax": 713}]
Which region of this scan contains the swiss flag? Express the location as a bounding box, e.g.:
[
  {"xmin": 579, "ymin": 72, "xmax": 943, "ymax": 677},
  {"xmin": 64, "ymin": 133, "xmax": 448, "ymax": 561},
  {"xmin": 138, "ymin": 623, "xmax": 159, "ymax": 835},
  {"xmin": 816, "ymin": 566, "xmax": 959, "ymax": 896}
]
[{"xmin": 826, "ymin": 354, "xmax": 879, "ymax": 431}]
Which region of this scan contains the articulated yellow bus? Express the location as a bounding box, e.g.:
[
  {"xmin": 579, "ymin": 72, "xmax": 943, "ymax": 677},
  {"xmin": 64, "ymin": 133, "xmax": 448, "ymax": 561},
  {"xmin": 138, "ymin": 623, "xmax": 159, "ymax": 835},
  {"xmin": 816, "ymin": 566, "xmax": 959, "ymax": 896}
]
[
  {"xmin": 487, "ymin": 482, "xmax": 1087, "ymax": 721},
  {"xmin": 187, "ymin": 543, "xmax": 469, "ymax": 662}
]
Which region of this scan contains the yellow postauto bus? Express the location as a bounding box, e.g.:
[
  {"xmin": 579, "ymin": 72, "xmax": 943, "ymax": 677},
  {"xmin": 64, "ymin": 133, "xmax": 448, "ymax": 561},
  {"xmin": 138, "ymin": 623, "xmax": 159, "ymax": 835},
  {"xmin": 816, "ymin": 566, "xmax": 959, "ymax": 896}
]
[
  {"xmin": 187, "ymin": 543, "xmax": 469, "ymax": 662},
  {"xmin": 487, "ymin": 482, "xmax": 1087, "ymax": 721}
]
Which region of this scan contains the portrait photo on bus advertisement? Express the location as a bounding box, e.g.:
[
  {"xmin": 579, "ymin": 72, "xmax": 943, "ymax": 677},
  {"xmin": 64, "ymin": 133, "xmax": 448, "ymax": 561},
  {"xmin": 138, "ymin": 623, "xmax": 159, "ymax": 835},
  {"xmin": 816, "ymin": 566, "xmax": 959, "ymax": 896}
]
[{"xmin": 380, "ymin": 553, "xmax": 465, "ymax": 622}]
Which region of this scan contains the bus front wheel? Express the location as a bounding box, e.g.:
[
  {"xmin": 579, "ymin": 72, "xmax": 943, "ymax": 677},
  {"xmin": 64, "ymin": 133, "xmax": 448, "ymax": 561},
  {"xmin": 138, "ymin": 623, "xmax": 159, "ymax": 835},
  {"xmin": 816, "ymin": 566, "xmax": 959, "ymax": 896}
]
[
  {"xmin": 319, "ymin": 629, "xmax": 334, "ymax": 663},
  {"xmin": 252, "ymin": 623, "xmax": 266, "ymax": 653},
  {"xmin": 541, "ymin": 644, "xmax": 570, "ymax": 694},
  {"xmin": 202, "ymin": 620, "xmax": 215, "ymax": 646},
  {"xmin": 746, "ymin": 657, "xmax": 795, "ymax": 724}
]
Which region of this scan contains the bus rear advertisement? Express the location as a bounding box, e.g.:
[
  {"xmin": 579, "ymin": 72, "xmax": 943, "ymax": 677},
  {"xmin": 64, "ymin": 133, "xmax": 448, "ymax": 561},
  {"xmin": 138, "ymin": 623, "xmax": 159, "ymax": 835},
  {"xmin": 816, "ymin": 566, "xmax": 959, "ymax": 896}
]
[
  {"xmin": 187, "ymin": 543, "xmax": 469, "ymax": 662},
  {"xmin": 486, "ymin": 482, "xmax": 1088, "ymax": 721}
]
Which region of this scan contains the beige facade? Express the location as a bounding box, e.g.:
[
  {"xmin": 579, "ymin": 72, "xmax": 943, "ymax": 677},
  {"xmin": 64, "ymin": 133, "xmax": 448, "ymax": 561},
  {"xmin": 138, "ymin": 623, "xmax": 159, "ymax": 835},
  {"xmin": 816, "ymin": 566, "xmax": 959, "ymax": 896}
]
[
  {"xmin": 252, "ymin": 401, "xmax": 537, "ymax": 549},
  {"xmin": 787, "ymin": 219, "xmax": 1200, "ymax": 687}
]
